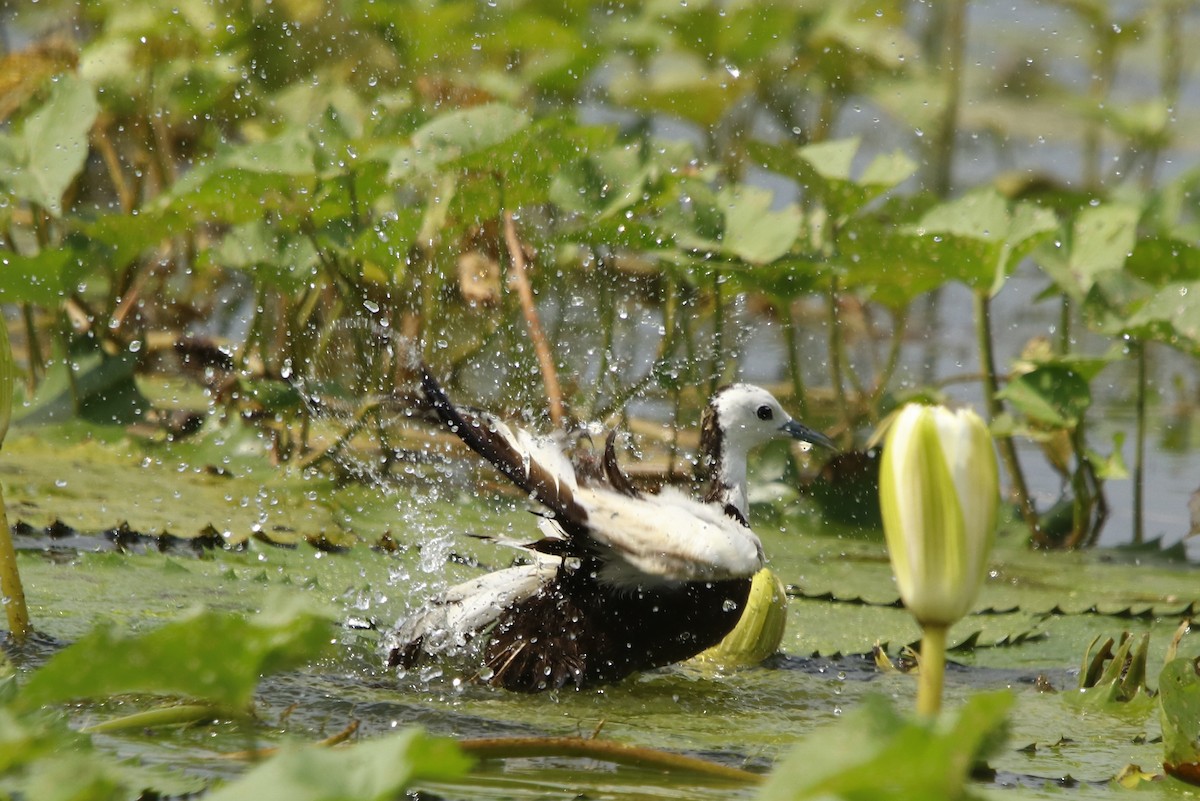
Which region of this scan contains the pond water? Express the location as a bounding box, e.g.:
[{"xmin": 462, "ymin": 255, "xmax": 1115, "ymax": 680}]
[{"xmin": 8, "ymin": 454, "xmax": 1199, "ymax": 799}]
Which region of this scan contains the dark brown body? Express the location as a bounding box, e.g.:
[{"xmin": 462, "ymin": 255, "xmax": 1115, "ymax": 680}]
[{"xmin": 482, "ymin": 564, "xmax": 751, "ymax": 691}]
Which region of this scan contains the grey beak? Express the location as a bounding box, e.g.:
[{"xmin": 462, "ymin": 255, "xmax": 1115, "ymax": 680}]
[{"xmin": 781, "ymin": 419, "xmax": 837, "ymax": 451}]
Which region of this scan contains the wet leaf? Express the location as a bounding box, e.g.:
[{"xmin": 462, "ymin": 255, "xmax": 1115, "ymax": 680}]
[
  {"xmin": 907, "ymin": 188, "xmax": 1059, "ymax": 295},
  {"xmin": 758, "ymin": 691, "xmax": 1012, "ymax": 800},
  {"xmin": 1159, "ymin": 656, "xmax": 1200, "ymax": 782},
  {"xmin": 0, "ymin": 72, "xmax": 98, "ymax": 215},
  {"xmin": 411, "ymin": 103, "xmax": 530, "ymax": 165},
  {"xmin": 0, "ymin": 248, "xmax": 73, "ymax": 305},
  {"xmin": 205, "ymin": 728, "xmax": 471, "ymax": 801},
  {"xmin": 996, "ymin": 366, "xmax": 1092, "ymax": 429},
  {"xmin": 15, "ymin": 600, "xmax": 335, "ymax": 712},
  {"xmin": 719, "ymin": 186, "xmax": 802, "ymax": 265}
]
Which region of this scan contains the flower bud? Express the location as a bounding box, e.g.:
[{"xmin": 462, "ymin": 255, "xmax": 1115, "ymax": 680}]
[
  {"xmin": 879, "ymin": 404, "xmax": 999, "ymax": 628},
  {"xmin": 696, "ymin": 568, "xmax": 788, "ymax": 667}
]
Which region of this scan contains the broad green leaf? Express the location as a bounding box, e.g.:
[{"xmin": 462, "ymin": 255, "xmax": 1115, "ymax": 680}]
[
  {"xmin": 1069, "ymin": 204, "xmax": 1140, "ymax": 282},
  {"xmin": 719, "ymin": 185, "xmax": 802, "ymax": 265},
  {"xmin": 209, "ymin": 220, "xmax": 320, "ymax": 290},
  {"xmin": 1119, "ymin": 281, "xmax": 1200, "ymax": 354},
  {"xmin": 16, "ymin": 347, "xmax": 148, "ymax": 427},
  {"xmin": 1039, "ymin": 203, "xmax": 1140, "ymax": 300},
  {"xmin": 797, "ymin": 138, "xmax": 858, "ymax": 182},
  {"xmin": 606, "ymin": 51, "xmax": 740, "ymax": 127},
  {"xmin": 16, "ymin": 602, "xmax": 335, "ymax": 712},
  {"xmin": 411, "ymin": 103, "xmax": 530, "ymax": 165},
  {"xmin": 221, "ymin": 130, "xmax": 318, "ymax": 176},
  {"xmin": 996, "ymin": 366, "xmax": 1092, "ymax": 429},
  {"xmin": 549, "ymin": 144, "xmax": 651, "ymax": 220},
  {"xmin": 1160, "ymin": 657, "xmax": 1200, "ymax": 778},
  {"xmin": 1126, "ymin": 235, "xmax": 1200, "ymax": 284},
  {"xmin": 82, "ymin": 209, "xmax": 186, "ymax": 270},
  {"xmin": 752, "ymin": 138, "xmax": 916, "ymax": 222},
  {"xmin": 0, "ymin": 248, "xmax": 72, "ymax": 305},
  {"xmin": 0, "ymin": 73, "xmax": 98, "ymax": 216},
  {"xmin": 758, "ymin": 691, "xmax": 1012, "ymax": 800},
  {"xmin": 908, "ymin": 188, "xmax": 1058, "ymax": 294},
  {"xmin": 204, "ymin": 729, "xmax": 471, "ymax": 801}
]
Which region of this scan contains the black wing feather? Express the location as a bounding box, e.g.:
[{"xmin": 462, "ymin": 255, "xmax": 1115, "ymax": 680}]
[{"xmin": 420, "ymin": 365, "xmax": 587, "ymax": 525}]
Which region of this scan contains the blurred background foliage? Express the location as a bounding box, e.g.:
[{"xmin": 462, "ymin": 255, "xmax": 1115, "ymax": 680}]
[{"xmin": 1, "ymin": 0, "xmax": 1198, "ymax": 549}]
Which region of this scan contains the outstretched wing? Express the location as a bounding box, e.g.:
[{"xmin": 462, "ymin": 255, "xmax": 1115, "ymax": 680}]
[{"xmin": 420, "ymin": 366, "xmax": 587, "ymax": 525}]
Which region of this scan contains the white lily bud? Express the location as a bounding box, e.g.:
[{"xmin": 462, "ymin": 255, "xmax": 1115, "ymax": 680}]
[{"xmin": 879, "ymin": 404, "xmax": 999, "ymax": 628}]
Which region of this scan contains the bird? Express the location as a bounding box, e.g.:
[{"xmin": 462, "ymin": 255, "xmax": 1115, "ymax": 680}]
[{"xmin": 386, "ymin": 366, "xmax": 835, "ymax": 692}]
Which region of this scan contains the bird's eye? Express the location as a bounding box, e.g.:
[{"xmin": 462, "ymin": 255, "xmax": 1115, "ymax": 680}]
[{"xmin": 756, "ymin": 405, "xmax": 774, "ymax": 421}]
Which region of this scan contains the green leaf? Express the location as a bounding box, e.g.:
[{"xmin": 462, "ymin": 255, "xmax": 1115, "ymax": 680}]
[
  {"xmin": 15, "ymin": 601, "xmax": 335, "ymax": 712},
  {"xmin": 1039, "ymin": 203, "xmax": 1140, "ymax": 300},
  {"xmin": 220, "ymin": 130, "xmax": 318, "ymax": 176},
  {"xmin": 0, "ymin": 74, "xmax": 99, "ymax": 216},
  {"xmin": 204, "ymin": 729, "xmax": 471, "ymax": 801},
  {"xmin": 908, "ymin": 188, "xmax": 1058, "ymax": 294},
  {"xmin": 751, "ymin": 137, "xmax": 916, "ymax": 222},
  {"xmin": 0, "ymin": 248, "xmax": 72, "ymax": 306},
  {"xmin": 758, "ymin": 691, "xmax": 1012, "ymax": 801},
  {"xmin": 549, "ymin": 143, "xmax": 650, "ymax": 220},
  {"xmin": 411, "ymin": 103, "xmax": 530, "ymax": 165},
  {"xmin": 606, "ymin": 51, "xmax": 740, "ymax": 127},
  {"xmin": 718, "ymin": 185, "xmax": 802, "ymax": 265},
  {"xmin": 1159, "ymin": 657, "xmax": 1200, "ymax": 772},
  {"xmin": 996, "ymin": 366, "xmax": 1091, "ymax": 429}
]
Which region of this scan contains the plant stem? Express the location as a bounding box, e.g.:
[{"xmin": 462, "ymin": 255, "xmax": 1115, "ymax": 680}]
[
  {"xmin": 503, "ymin": 211, "xmax": 564, "ymax": 427},
  {"xmin": 917, "ymin": 623, "xmax": 948, "ymax": 717},
  {"xmin": 0, "ymin": 318, "xmax": 29, "ymax": 644},
  {"xmin": 0, "ymin": 483, "xmax": 30, "ymax": 644},
  {"xmin": 973, "ymin": 290, "xmax": 1040, "ymax": 541},
  {"xmin": 457, "ymin": 736, "xmax": 762, "ymax": 783},
  {"xmin": 1133, "ymin": 339, "xmax": 1146, "ymax": 545},
  {"xmin": 866, "ymin": 304, "xmax": 909, "ymax": 419},
  {"xmin": 929, "ymin": 0, "xmax": 966, "ymax": 197},
  {"xmin": 782, "ymin": 300, "xmax": 809, "ymax": 417},
  {"xmin": 708, "ymin": 269, "xmax": 725, "ymax": 399},
  {"xmin": 20, "ymin": 304, "xmax": 43, "ymax": 392},
  {"xmin": 1058, "ymin": 295, "xmax": 1071, "ymax": 355},
  {"xmin": 827, "ymin": 277, "xmax": 849, "ymax": 435}
]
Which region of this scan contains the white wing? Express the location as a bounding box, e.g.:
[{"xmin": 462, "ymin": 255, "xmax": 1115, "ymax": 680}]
[
  {"xmin": 389, "ymin": 559, "xmax": 558, "ymax": 660},
  {"xmin": 578, "ymin": 485, "xmax": 765, "ymax": 586}
]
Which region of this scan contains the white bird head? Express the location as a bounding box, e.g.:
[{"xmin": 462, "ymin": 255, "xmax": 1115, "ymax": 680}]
[
  {"xmin": 699, "ymin": 384, "xmax": 836, "ymax": 519},
  {"xmin": 708, "ymin": 384, "xmax": 835, "ymax": 454}
]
